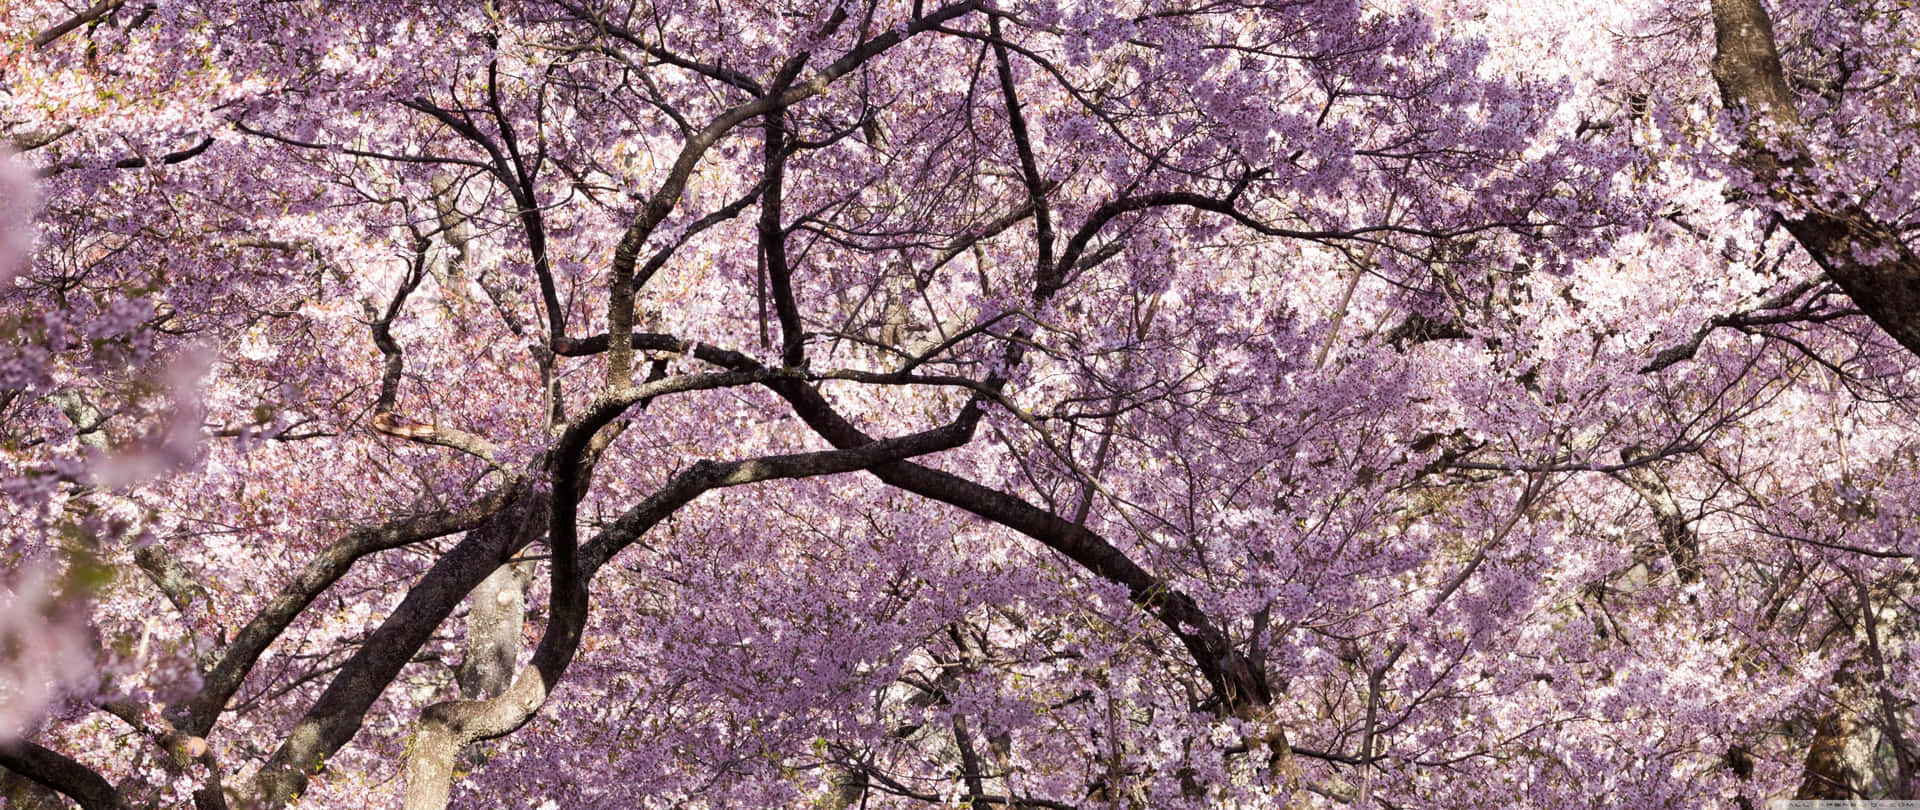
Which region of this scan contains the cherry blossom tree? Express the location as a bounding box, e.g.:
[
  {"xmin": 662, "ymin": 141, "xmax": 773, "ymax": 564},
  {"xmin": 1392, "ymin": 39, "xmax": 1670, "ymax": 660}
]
[{"xmin": 1, "ymin": 0, "xmax": 1917, "ymax": 808}]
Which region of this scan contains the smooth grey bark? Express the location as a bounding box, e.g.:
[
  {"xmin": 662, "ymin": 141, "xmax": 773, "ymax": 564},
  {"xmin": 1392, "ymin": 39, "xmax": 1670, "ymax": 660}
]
[
  {"xmin": 455, "ymin": 561, "xmax": 534, "ymax": 700},
  {"xmin": 1612, "ymin": 462, "xmax": 1701, "ymax": 583},
  {"xmin": 47, "ymin": 390, "xmax": 107, "ymax": 450},
  {"xmin": 428, "ymin": 172, "xmax": 472, "ymax": 297},
  {"xmin": 440, "ymin": 557, "xmax": 533, "ymax": 799},
  {"xmin": 132, "ymin": 543, "xmax": 223, "ymax": 673}
]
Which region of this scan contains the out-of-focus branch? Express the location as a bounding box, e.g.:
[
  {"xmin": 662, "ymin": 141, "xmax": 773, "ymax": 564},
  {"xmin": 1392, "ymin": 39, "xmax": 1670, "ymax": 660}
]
[{"xmin": 0, "ymin": 740, "xmax": 125, "ymax": 810}]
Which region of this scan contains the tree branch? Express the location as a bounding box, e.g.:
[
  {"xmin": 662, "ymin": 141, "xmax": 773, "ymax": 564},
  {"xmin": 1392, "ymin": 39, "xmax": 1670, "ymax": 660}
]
[
  {"xmin": 1708, "ymin": 0, "xmax": 1920, "ymax": 357},
  {"xmin": 182, "ymin": 484, "xmax": 521, "ymax": 737},
  {"xmin": 0, "ymin": 740, "xmax": 125, "ymax": 810}
]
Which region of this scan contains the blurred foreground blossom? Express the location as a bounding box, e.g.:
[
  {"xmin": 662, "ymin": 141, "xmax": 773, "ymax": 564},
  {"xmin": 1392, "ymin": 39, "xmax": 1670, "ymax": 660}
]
[
  {"xmin": 0, "ymin": 148, "xmax": 33, "ymax": 283},
  {"xmin": 0, "ymin": 567, "xmax": 92, "ymax": 743}
]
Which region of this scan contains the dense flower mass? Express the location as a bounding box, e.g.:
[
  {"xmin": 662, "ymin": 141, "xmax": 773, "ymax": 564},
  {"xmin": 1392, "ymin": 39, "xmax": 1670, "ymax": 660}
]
[{"xmin": 2, "ymin": 0, "xmax": 1918, "ymax": 807}]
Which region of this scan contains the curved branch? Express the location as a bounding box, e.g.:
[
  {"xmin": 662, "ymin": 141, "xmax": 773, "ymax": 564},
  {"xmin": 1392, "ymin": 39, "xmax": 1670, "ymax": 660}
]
[
  {"xmin": 768, "ymin": 377, "xmax": 1271, "ymax": 712},
  {"xmin": 404, "ymin": 403, "xmax": 985, "ymax": 809},
  {"xmin": 35, "ymin": 135, "xmax": 216, "ymax": 179},
  {"xmin": 990, "ymin": 15, "xmax": 1058, "ymax": 295},
  {"xmin": 604, "ymin": 0, "xmax": 986, "ymax": 385},
  {"xmin": 239, "ymin": 485, "xmax": 548, "ymax": 809},
  {"xmin": 232, "ymin": 121, "xmax": 495, "ymax": 173},
  {"xmin": 399, "ymin": 98, "xmax": 567, "ymax": 341},
  {"xmin": 0, "ymin": 740, "xmax": 125, "ymax": 810},
  {"xmin": 182, "ymin": 484, "xmax": 520, "ymax": 737},
  {"xmin": 1052, "ymin": 189, "xmax": 1519, "ymax": 299},
  {"xmin": 30, "ymin": 0, "xmax": 125, "ymax": 50},
  {"xmin": 1709, "ymin": 0, "xmax": 1920, "ymax": 357},
  {"xmin": 552, "ymin": 0, "xmax": 767, "ymax": 95}
]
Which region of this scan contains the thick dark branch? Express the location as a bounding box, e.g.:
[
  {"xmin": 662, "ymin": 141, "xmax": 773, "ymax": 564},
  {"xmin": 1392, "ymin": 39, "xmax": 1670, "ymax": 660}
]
[
  {"xmin": 635, "ymin": 180, "xmax": 766, "ymax": 292},
  {"xmin": 0, "ymin": 740, "xmax": 125, "ymax": 810},
  {"xmin": 1709, "ymin": 0, "xmax": 1797, "ymax": 124},
  {"xmin": 580, "ymin": 337, "xmax": 1269, "ymax": 709},
  {"xmin": 552, "ymin": 0, "xmax": 767, "ymax": 95},
  {"xmin": 370, "ymin": 235, "xmax": 430, "ymax": 413},
  {"xmin": 114, "ymin": 135, "xmax": 213, "ymax": 169},
  {"xmin": 760, "ymin": 63, "xmax": 809, "ymax": 368},
  {"xmin": 990, "ymin": 16, "xmax": 1058, "ymax": 295},
  {"xmin": 242, "ymin": 485, "xmax": 548, "ymax": 809},
  {"xmin": 405, "ymin": 399, "xmax": 983, "ymax": 809},
  {"xmin": 811, "ymin": 368, "xmax": 994, "ymax": 389},
  {"xmin": 560, "ymin": 371, "xmax": 776, "ymax": 458},
  {"xmin": 361, "ymin": 237, "xmax": 502, "ymax": 460},
  {"xmin": 1776, "ymin": 213, "xmax": 1920, "ymax": 357},
  {"xmin": 484, "ymin": 61, "xmax": 566, "ymax": 340},
  {"xmin": 856, "ymin": 759, "xmax": 1081, "ymax": 809},
  {"xmin": 37, "ymin": 135, "xmax": 216, "ymax": 178},
  {"xmin": 1847, "ymin": 573, "xmax": 1920, "ymax": 793},
  {"xmin": 581, "ymin": 404, "xmax": 986, "ymax": 578},
  {"xmin": 400, "ymin": 98, "xmax": 567, "ymax": 340},
  {"xmin": 1446, "ymin": 442, "xmax": 1699, "ymax": 474},
  {"xmin": 255, "ymin": 365, "xmax": 888, "ymax": 808},
  {"xmin": 30, "ymin": 0, "xmax": 124, "ymax": 49},
  {"xmin": 182, "ymin": 484, "xmax": 519, "ymax": 737},
  {"xmin": 604, "ymin": 0, "xmax": 984, "ymax": 385},
  {"xmin": 232, "ymin": 121, "xmax": 495, "ymax": 173},
  {"xmin": 553, "ymin": 331, "xmax": 761, "ymax": 369},
  {"xmin": 1641, "ymin": 279, "xmax": 1855, "ymax": 371},
  {"xmin": 1051, "ymin": 189, "xmax": 1501, "ymax": 300},
  {"xmin": 768, "ymin": 378, "xmax": 1270, "ymax": 711},
  {"xmin": 544, "ymin": 368, "xmax": 775, "ymax": 659},
  {"xmin": 1708, "ymin": 0, "xmax": 1920, "ymax": 357}
]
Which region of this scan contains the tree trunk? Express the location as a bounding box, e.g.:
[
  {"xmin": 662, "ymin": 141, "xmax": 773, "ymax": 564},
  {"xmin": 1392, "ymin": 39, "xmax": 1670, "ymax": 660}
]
[
  {"xmin": 456, "ymin": 561, "xmax": 533, "ymax": 700},
  {"xmin": 1708, "ymin": 0, "xmax": 1920, "ymax": 357}
]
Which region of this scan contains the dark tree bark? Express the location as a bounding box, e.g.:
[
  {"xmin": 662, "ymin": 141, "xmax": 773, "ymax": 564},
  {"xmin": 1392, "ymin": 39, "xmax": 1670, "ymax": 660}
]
[
  {"xmin": 401, "ymin": 404, "xmax": 987, "ymax": 810},
  {"xmin": 241, "ymin": 486, "xmax": 551, "ymax": 809},
  {"xmin": 0, "ymin": 741, "xmax": 127, "ymax": 810},
  {"xmin": 1, "ymin": 768, "xmax": 68, "ymax": 810},
  {"xmin": 1795, "ymin": 705, "xmax": 1869, "ymax": 799},
  {"xmin": 1708, "ymin": 0, "xmax": 1920, "ymax": 357}
]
